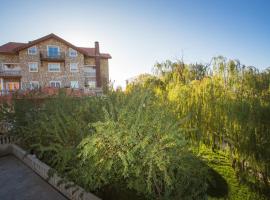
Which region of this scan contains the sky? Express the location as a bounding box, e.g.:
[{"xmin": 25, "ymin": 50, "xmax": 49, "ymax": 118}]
[{"xmin": 1, "ymin": 0, "xmax": 270, "ymax": 87}]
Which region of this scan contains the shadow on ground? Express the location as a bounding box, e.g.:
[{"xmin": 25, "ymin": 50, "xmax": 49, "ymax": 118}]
[{"xmin": 207, "ymin": 167, "xmax": 229, "ymax": 198}]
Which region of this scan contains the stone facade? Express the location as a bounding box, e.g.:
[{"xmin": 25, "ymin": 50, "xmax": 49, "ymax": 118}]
[
  {"xmin": 0, "ymin": 54, "xmax": 19, "ymax": 63},
  {"xmin": 100, "ymin": 58, "xmax": 109, "ymax": 86},
  {"xmin": 18, "ymin": 38, "xmax": 85, "ymax": 89},
  {"xmin": 0, "ymin": 35, "xmax": 111, "ymax": 92}
]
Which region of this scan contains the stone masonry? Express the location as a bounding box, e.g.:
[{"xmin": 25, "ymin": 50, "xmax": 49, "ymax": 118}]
[{"xmin": 0, "ymin": 34, "xmax": 111, "ymax": 92}]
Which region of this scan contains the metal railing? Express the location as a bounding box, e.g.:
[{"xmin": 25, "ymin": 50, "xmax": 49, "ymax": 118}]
[
  {"xmin": 40, "ymin": 51, "xmax": 65, "ymax": 61},
  {"xmin": 84, "ymin": 72, "xmax": 96, "ymax": 77},
  {"xmin": 84, "ymin": 67, "xmax": 96, "ymax": 77},
  {"xmin": 0, "ymin": 90, "xmax": 18, "ymax": 96},
  {"xmin": 0, "ymin": 70, "xmax": 21, "ymax": 77},
  {"xmin": 0, "ymin": 65, "xmax": 21, "ymax": 77}
]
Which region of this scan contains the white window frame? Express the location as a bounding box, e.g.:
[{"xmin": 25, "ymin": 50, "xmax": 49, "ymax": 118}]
[
  {"xmin": 28, "ymin": 62, "xmax": 38, "ymax": 72},
  {"xmin": 69, "ymin": 48, "xmax": 77, "ymax": 57},
  {"xmin": 87, "ymin": 80, "xmax": 96, "ymax": 88},
  {"xmin": 28, "ymin": 46, "xmax": 37, "ymax": 55},
  {"xmin": 49, "ymin": 81, "xmax": 61, "ymax": 88},
  {"xmin": 70, "ymin": 81, "xmax": 79, "ymax": 89},
  {"xmin": 29, "ymin": 81, "xmax": 39, "ymax": 90},
  {"xmin": 48, "ymin": 63, "xmax": 61, "ymax": 72},
  {"xmin": 47, "ymin": 45, "xmax": 60, "ymax": 56},
  {"xmin": 70, "ymin": 63, "xmax": 79, "ymax": 72}
]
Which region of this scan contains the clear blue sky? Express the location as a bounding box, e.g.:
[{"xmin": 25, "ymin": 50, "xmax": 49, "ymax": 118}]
[{"xmin": 1, "ymin": 0, "xmax": 270, "ymax": 87}]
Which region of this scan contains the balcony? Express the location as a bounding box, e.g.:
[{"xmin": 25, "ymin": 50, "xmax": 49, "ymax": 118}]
[
  {"xmin": 40, "ymin": 51, "xmax": 65, "ymax": 62},
  {"xmin": 0, "ymin": 64, "xmax": 21, "ymax": 77}
]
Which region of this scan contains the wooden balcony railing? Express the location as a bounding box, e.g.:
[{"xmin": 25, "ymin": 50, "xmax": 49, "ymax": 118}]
[
  {"xmin": 40, "ymin": 51, "xmax": 65, "ymax": 62},
  {"xmin": 0, "ymin": 70, "xmax": 21, "ymax": 77}
]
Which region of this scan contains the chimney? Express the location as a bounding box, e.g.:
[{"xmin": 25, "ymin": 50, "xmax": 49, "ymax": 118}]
[
  {"xmin": 95, "ymin": 41, "xmax": 100, "ymax": 55},
  {"xmin": 95, "ymin": 41, "xmax": 101, "ymax": 88}
]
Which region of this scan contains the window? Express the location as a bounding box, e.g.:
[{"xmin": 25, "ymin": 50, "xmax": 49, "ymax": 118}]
[
  {"xmin": 28, "ymin": 62, "xmax": 38, "ymax": 72},
  {"xmin": 84, "ymin": 66, "xmax": 96, "ymax": 77},
  {"xmin": 48, "ymin": 63, "xmax": 60, "ymax": 72},
  {"xmin": 70, "ymin": 81, "xmax": 79, "ymax": 89},
  {"xmin": 87, "ymin": 80, "xmax": 96, "ymax": 88},
  {"xmin": 50, "ymin": 81, "xmax": 61, "ymax": 88},
  {"xmin": 69, "ymin": 48, "xmax": 77, "ymax": 57},
  {"xmin": 70, "ymin": 63, "xmax": 78, "ymax": 72},
  {"xmin": 6, "ymin": 82, "xmax": 20, "ymax": 91},
  {"xmin": 29, "ymin": 81, "xmax": 39, "ymax": 90},
  {"xmin": 28, "ymin": 46, "xmax": 37, "ymax": 55},
  {"xmin": 47, "ymin": 45, "xmax": 60, "ymax": 57}
]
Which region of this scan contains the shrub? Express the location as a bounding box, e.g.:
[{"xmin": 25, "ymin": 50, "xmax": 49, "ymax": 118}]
[{"xmin": 78, "ymin": 89, "xmax": 209, "ymax": 199}]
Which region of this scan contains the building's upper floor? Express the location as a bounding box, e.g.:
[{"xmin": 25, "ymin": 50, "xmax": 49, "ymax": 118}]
[{"xmin": 0, "ymin": 33, "xmax": 111, "ymax": 90}]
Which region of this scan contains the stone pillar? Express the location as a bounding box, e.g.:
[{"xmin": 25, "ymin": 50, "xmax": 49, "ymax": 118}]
[
  {"xmin": 95, "ymin": 42, "xmax": 101, "ymax": 88},
  {"xmin": 0, "ymin": 78, "xmax": 3, "ymax": 95}
]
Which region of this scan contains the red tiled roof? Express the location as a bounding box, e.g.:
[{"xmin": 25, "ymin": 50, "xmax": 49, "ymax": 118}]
[
  {"xmin": 0, "ymin": 34, "xmax": 111, "ymax": 59},
  {"xmin": 78, "ymin": 47, "xmax": 95, "ymax": 56},
  {"xmin": 0, "ymin": 42, "xmax": 26, "ymax": 54},
  {"xmin": 78, "ymin": 47, "xmax": 112, "ymax": 58}
]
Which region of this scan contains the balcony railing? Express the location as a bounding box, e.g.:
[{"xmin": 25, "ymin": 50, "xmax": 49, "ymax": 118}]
[
  {"xmin": 84, "ymin": 71, "xmax": 96, "ymax": 77},
  {"xmin": 0, "ymin": 65, "xmax": 21, "ymax": 77},
  {"xmin": 40, "ymin": 51, "xmax": 65, "ymax": 62},
  {"xmin": 84, "ymin": 66, "xmax": 96, "ymax": 77}
]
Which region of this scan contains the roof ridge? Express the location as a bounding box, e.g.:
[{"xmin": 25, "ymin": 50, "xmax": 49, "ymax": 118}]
[{"xmin": 0, "ymin": 34, "xmax": 111, "ymax": 58}]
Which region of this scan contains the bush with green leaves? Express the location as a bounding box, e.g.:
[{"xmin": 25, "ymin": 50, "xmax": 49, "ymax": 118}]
[
  {"xmin": 77, "ymin": 88, "xmax": 209, "ymax": 200},
  {"xmin": 6, "ymin": 94, "xmax": 106, "ymax": 177}
]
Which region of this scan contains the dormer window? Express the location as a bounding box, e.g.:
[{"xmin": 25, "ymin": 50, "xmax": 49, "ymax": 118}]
[
  {"xmin": 69, "ymin": 48, "xmax": 77, "ymax": 57},
  {"xmin": 28, "ymin": 46, "xmax": 37, "ymax": 55}
]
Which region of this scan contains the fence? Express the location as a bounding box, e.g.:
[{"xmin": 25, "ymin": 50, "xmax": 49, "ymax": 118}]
[{"xmin": 0, "ymin": 134, "xmax": 14, "ymax": 144}]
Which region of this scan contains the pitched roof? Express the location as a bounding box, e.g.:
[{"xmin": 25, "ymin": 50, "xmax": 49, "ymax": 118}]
[
  {"xmin": 78, "ymin": 47, "xmax": 112, "ymax": 59},
  {"xmin": 0, "ymin": 33, "xmax": 111, "ymax": 58},
  {"xmin": 0, "ymin": 42, "xmax": 26, "ymax": 54}
]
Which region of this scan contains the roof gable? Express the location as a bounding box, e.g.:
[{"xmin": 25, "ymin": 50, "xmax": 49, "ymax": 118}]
[
  {"xmin": 0, "ymin": 33, "xmax": 111, "ymax": 58},
  {"xmin": 15, "ymin": 33, "xmax": 87, "ymax": 55},
  {"xmin": 0, "ymin": 42, "xmax": 26, "ymax": 54}
]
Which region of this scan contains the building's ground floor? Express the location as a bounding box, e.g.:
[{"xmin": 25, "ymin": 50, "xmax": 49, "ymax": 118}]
[
  {"xmin": 0, "ymin": 76, "xmax": 100, "ymax": 96},
  {"xmin": 0, "ymin": 77, "xmax": 21, "ymax": 95}
]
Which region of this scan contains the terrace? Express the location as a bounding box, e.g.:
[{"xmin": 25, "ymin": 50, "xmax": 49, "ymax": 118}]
[
  {"xmin": 0, "ymin": 64, "xmax": 22, "ymax": 77},
  {"xmin": 0, "ymin": 135, "xmax": 100, "ymax": 200},
  {"xmin": 40, "ymin": 51, "xmax": 65, "ymax": 62}
]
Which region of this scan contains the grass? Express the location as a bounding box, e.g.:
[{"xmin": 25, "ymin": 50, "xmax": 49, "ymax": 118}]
[{"xmin": 198, "ymin": 146, "xmax": 267, "ymax": 200}]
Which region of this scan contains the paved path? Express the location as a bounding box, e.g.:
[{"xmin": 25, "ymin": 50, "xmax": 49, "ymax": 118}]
[{"xmin": 0, "ymin": 155, "xmax": 68, "ymax": 200}]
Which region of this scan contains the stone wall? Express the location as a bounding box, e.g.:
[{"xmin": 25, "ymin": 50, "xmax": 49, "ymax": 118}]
[
  {"xmin": 19, "ymin": 38, "xmax": 85, "ymax": 89},
  {"xmin": 0, "ymin": 38, "xmax": 110, "ymax": 91},
  {"xmin": 84, "ymin": 57, "xmax": 95, "ymax": 66},
  {"xmin": 84, "ymin": 57, "xmax": 109, "ymax": 88},
  {"xmin": 0, "ymin": 54, "xmax": 20, "ymax": 63},
  {"xmin": 100, "ymin": 58, "xmax": 109, "ymax": 86}
]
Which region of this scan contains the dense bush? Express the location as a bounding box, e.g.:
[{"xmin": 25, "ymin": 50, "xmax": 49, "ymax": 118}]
[
  {"xmin": 78, "ymin": 88, "xmax": 209, "ymax": 199},
  {"xmin": 6, "ymin": 94, "xmax": 106, "ymax": 175},
  {"xmin": 1, "ymin": 56, "xmax": 269, "ymax": 199}
]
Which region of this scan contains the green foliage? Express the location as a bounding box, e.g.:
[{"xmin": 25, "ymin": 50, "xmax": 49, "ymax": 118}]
[
  {"xmin": 1, "ymin": 55, "xmax": 270, "ymax": 200},
  {"xmin": 78, "ymin": 88, "xmax": 208, "ymax": 199},
  {"xmin": 199, "ymin": 146, "xmax": 267, "ymax": 200},
  {"xmin": 149, "ymin": 57, "xmax": 270, "ymax": 197},
  {"xmin": 8, "ymin": 95, "xmax": 106, "ymax": 177}
]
